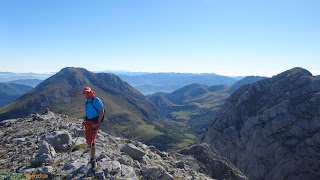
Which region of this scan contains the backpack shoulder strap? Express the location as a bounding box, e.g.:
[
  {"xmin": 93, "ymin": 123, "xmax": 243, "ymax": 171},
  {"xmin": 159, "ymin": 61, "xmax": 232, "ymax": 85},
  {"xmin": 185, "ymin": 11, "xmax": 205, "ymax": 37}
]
[
  {"xmin": 91, "ymin": 97, "xmax": 99, "ymax": 114},
  {"xmin": 85, "ymin": 97, "xmax": 95, "ymax": 105},
  {"xmin": 85, "ymin": 97, "xmax": 104, "ymax": 114}
]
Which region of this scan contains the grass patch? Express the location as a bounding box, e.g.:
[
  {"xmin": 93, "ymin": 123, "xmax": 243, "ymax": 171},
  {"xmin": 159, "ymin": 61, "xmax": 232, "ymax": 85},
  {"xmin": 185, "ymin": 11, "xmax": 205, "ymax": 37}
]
[
  {"xmin": 172, "ymin": 136, "xmax": 197, "ymax": 149},
  {"xmin": 184, "ymin": 133, "xmax": 196, "ymax": 139},
  {"xmin": 145, "ymin": 134, "xmax": 180, "ymax": 151},
  {"xmin": 119, "ymin": 140, "xmax": 126, "ymax": 144},
  {"xmin": 136, "ymin": 123, "xmax": 163, "ymax": 137},
  {"xmin": 171, "ymin": 111, "xmax": 191, "ymax": 121},
  {"xmin": 69, "ymin": 144, "xmax": 87, "ymax": 152}
]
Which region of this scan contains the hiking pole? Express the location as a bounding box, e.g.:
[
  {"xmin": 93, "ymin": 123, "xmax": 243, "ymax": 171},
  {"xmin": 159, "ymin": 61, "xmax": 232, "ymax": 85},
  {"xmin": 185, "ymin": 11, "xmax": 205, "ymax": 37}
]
[{"xmin": 89, "ymin": 127, "xmax": 96, "ymax": 163}]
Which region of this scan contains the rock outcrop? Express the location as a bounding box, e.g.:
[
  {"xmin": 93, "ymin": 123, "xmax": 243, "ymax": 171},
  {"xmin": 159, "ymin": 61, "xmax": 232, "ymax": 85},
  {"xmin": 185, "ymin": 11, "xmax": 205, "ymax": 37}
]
[
  {"xmin": 201, "ymin": 67, "xmax": 320, "ymax": 180},
  {"xmin": 0, "ymin": 111, "xmax": 247, "ymax": 179}
]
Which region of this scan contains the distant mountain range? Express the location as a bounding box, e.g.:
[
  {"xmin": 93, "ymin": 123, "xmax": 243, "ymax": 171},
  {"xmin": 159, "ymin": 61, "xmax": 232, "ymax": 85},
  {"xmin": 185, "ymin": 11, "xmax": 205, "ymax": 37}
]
[
  {"xmin": 97, "ymin": 70, "xmax": 150, "ymax": 76},
  {"xmin": 1, "ymin": 71, "xmax": 245, "ymax": 95},
  {"xmin": 101, "ymin": 70, "xmax": 245, "ymax": 80},
  {"xmin": 119, "ymin": 73, "xmax": 237, "ymax": 92},
  {"xmin": 134, "ymin": 84, "xmax": 184, "ymax": 95},
  {"xmin": 6, "ymin": 79, "xmax": 43, "ymax": 87},
  {"xmin": 118, "ymin": 73, "xmax": 239, "ymax": 86},
  {"xmin": 0, "ymin": 83, "xmax": 33, "ymax": 107},
  {"xmin": 201, "ymin": 67, "xmax": 320, "ymax": 179},
  {"xmin": 0, "ymin": 72, "xmax": 52, "ymax": 82},
  {"xmin": 118, "ymin": 73, "xmax": 239, "ymax": 94}
]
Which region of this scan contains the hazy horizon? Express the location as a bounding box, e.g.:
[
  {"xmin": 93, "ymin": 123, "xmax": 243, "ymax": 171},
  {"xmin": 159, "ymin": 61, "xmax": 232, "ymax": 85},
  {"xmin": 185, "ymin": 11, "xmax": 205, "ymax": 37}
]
[{"xmin": 1, "ymin": 67, "xmax": 320, "ymax": 79}]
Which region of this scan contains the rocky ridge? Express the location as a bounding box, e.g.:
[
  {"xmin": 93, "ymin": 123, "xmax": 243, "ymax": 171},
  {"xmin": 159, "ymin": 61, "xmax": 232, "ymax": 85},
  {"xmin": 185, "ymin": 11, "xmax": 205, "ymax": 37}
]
[
  {"xmin": 0, "ymin": 111, "xmax": 247, "ymax": 180},
  {"xmin": 201, "ymin": 67, "xmax": 320, "ymax": 180}
]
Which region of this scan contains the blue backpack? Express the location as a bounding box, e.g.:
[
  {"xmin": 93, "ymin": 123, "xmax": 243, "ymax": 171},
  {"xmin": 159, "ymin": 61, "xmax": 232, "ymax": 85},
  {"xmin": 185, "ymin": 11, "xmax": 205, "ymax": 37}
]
[{"xmin": 85, "ymin": 97, "xmax": 105, "ymax": 122}]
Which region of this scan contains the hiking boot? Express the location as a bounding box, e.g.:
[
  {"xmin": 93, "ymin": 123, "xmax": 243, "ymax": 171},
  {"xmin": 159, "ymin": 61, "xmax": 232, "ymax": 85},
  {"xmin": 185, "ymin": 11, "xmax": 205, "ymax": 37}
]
[{"xmin": 91, "ymin": 158, "xmax": 97, "ymax": 169}]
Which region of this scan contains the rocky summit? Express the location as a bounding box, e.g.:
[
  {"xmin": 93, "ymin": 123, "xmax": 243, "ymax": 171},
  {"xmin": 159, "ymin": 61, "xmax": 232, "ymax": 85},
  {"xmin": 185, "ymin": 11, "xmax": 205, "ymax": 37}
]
[
  {"xmin": 201, "ymin": 67, "xmax": 320, "ymax": 180},
  {"xmin": 0, "ymin": 111, "xmax": 247, "ymax": 180}
]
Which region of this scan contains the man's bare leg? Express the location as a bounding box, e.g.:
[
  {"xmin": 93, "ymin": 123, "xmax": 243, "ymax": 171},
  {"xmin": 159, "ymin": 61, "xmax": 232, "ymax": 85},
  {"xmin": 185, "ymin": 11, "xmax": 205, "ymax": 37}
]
[{"xmin": 91, "ymin": 144, "xmax": 95, "ymax": 160}]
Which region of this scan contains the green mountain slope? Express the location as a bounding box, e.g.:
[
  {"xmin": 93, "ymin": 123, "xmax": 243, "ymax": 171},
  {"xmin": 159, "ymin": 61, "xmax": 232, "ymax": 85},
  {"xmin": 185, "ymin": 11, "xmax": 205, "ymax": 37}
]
[{"xmin": 0, "ymin": 83, "xmax": 33, "ymax": 107}]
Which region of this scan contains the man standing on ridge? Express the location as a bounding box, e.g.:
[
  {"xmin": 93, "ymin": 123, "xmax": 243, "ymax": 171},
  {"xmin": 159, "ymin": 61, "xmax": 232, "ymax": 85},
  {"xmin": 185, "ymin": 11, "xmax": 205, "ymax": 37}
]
[{"xmin": 82, "ymin": 87, "xmax": 104, "ymax": 169}]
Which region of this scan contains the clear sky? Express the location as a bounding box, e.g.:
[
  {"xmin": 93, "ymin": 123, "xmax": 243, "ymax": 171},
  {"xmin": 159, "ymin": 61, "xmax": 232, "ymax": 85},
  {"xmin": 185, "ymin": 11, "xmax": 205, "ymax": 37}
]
[{"xmin": 0, "ymin": 0, "xmax": 319, "ymax": 76}]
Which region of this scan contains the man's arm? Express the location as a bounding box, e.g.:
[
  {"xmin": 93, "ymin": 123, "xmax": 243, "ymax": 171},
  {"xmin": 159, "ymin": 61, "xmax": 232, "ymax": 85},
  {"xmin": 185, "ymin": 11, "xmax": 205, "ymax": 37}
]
[
  {"xmin": 92, "ymin": 109, "xmax": 104, "ymax": 128},
  {"xmin": 97, "ymin": 109, "xmax": 104, "ymax": 124}
]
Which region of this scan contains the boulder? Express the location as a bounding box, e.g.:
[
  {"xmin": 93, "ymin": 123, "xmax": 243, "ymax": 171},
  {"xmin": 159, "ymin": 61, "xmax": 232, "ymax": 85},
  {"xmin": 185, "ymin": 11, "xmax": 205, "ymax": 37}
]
[
  {"xmin": 141, "ymin": 165, "xmax": 173, "ymax": 180},
  {"xmin": 45, "ymin": 131, "xmax": 72, "ymax": 151},
  {"xmin": 121, "ymin": 164, "xmax": 138, "ymax": 179},
  {"xmin": 121, "ymin": 143, "xmax": 146, "ymax": 161},
  {"xmin": 95, "ymin": 169, "xmax": 106, "ymax": 179},
  {"xmin": 100, "ymin": 159, "xmax": 121, "ymax": 176},
  {"xmin": 36, "ymin": 141, "xmax": 56, "ymax": 164}
]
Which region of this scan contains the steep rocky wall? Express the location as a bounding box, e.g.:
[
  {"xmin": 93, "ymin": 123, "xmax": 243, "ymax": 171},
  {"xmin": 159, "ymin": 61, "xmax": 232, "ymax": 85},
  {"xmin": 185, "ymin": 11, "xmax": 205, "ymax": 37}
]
[{"xmin": 201, "ymin": 68, "xmax": 320, "ymax": 180}]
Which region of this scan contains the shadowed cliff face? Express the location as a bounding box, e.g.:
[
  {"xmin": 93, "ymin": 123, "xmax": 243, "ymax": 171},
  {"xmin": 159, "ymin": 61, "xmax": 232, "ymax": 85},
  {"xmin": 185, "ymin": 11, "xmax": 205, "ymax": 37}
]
[{"xmin": 201, "ymin": 67, "xmax": 320, "ymax": 180}]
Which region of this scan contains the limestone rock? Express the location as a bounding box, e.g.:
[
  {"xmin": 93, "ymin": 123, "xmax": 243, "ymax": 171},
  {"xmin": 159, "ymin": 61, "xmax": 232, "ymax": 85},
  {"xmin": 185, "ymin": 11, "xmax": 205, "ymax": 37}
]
[
  {"xmin": 45, "ymin": 130, "xmax": 72, "ymax": 151},
  {"xmin": 141, "ymin": 165, "xmax": 173, "ymax": 180},
  {"xmin": 35, "ymin": 141, "xmax": 56, "ymax": 164},
  {"xmin": 201, "ymin": 67, "xmax": 320, "ymax": 180},
  {"xmin": 0, "ymin": 111, "xmax": 247, "ymax": 180},
  {"xmin": 121, "ymin": 143, "xmax": 146, "ymax": 161},
  {"xmin": 121, "ymin": 164, "xmax": 138, "ymax": 179},
  {"xmin": 100, "ymin": 160, "xmax": 121, "ymax": 176}
]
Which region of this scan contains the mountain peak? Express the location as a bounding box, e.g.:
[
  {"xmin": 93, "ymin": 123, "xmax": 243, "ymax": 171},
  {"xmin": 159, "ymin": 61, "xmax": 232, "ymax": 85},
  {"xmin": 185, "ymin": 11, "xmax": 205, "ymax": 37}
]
[
  {"xmin": 56, "ymin": 67, "xmax": 92, "ymax": 79},
  {"xmin": 288, "ymin": 67, "xmax": 312, "ymax": 75},
  {"xmin": 274, "ymin": 67, "xmax": 313, "ymax": 80},
  {"xmin": 59, "ymin": 67, "xmax": 85, "ymax": 73}
]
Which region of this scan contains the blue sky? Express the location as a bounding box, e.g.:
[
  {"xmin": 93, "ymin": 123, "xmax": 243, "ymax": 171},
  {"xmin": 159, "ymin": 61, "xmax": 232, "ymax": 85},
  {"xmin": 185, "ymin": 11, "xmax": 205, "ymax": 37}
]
[{"xmin": 0, "ymin": 0, "xmax": 319, "ymax": 76}]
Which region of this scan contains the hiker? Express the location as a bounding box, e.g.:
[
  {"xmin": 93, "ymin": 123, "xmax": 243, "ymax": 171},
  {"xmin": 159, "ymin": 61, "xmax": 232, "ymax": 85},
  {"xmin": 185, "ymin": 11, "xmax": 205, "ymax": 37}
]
[{"xmin": 82, "ymin": 87, "xmax": 104, "ymax": 169}]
